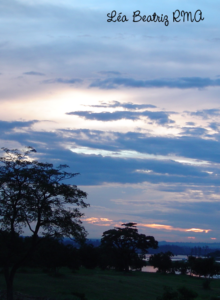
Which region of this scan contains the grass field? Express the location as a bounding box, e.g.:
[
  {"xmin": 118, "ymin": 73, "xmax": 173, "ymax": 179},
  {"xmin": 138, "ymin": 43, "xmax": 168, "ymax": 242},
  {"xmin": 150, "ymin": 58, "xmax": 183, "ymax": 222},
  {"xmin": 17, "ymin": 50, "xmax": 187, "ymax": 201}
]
[{"xmin": 0, "ymin": 268, "xmax": 220, "ymax": 300}]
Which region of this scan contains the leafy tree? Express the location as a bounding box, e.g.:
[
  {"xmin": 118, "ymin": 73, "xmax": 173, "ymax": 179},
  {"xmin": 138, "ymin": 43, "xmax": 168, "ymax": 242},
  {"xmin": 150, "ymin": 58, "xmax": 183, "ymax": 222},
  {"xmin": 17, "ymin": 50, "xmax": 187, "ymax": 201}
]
[
  {"xmin": 149, "ymin": 251, "xmax": 174, "ymax": 273},
  {"xmin": 188, "ymin": 256, "xmax": 219, "ymax": 278},
  {"xmin": 0, "ymin": 147, "xmax": 89, "ymax": 300},
  {"xmin": 100, "ymin": 222, "xmax": 158, "ymax": 272}
]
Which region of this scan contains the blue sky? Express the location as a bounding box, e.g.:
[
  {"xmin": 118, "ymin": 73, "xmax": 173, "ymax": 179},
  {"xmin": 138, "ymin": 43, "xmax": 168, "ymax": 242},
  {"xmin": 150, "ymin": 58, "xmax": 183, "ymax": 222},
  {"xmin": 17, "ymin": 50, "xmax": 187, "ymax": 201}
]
[{"xmin": 1, "ymin": 0, "xmax": 220, "ymax": 242}]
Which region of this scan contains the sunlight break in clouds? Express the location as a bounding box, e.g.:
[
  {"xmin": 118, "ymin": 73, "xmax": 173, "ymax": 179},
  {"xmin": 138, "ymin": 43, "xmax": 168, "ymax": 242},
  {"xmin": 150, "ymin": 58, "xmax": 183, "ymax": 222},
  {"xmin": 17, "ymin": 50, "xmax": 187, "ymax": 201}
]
[{"xmin": 70, "ymin": 147, "xmax": 209, "ymax": 166}]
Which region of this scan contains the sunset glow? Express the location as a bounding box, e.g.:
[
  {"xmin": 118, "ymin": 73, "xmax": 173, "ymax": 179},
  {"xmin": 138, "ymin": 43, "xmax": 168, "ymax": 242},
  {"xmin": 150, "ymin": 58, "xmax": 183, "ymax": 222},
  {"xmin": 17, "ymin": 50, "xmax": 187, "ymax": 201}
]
[{"xmin": 140, "ymin": 224, "xmax": 211, "ymax": 233}]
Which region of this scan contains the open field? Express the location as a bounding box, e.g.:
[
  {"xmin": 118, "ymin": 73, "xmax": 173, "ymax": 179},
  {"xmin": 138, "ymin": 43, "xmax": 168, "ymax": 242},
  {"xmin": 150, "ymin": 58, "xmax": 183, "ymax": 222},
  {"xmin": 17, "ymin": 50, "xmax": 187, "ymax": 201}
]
[{"xmin": 0, "ymin": 268, "xmax": 220, "ymax": 300}]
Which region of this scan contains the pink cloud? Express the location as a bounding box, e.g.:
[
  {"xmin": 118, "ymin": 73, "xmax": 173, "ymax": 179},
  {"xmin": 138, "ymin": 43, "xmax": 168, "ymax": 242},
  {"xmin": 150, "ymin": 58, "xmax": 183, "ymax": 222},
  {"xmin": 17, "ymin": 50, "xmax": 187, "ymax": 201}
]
[{"xmin": 139, "ymin": 223, "xmax": 211, "ymax": 233}]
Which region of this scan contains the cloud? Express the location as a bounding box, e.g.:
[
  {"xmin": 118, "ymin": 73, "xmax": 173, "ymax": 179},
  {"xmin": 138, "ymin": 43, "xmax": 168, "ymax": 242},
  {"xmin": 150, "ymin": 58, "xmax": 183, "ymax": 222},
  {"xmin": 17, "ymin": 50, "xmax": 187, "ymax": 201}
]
[
  {"xmin": 209, "ymin": 122, "xmax": 220, "ymax": 131},
  {"xmin": 90, "ymin": 77, "xmax": 220, "ymax": 89},
  {"xmin": 87, "ymin": 101, "xmax": 156, "ymax": 110},
  {"xmin": 140, "ymin": 223, "xmax": 211, "ymax": 233},
  {"xmin": 0, "ymin": 120, "xmax": 39, "ymax": 130},
  {"xmin": 84, "ymin": 217, "xmax": 113, "ymax": 226},
  {"xmin": 66, "ymin": 110, "xmax": 174, "ymax": 125},
  {"xmin": 83, "ymin": 219, "xmax": 211, "ymax": 233},
  {"xmin": 1, "ymin": 124, "xmax": 220, "ymax": 186},
  {"xmin": 190, "ymin": 109, "xmax": 220, "ymax": 119},
  {"xmin": 186, "ymin": 228, "xmax": 210, "ymax": 233},
  {"xmin": 23, "ymin": 71, "xmax": 45, "ymax": 76},
  {"xmin": 181, "ymin": 127, "xmax": 208, "ymax": 136},
  {"xmin": 58, "ymin": 129, "xmax": 220, "ymax": 164},
  {"xmin": 43, "ymin": 78, "xmax": 82, "ymax": 84}
]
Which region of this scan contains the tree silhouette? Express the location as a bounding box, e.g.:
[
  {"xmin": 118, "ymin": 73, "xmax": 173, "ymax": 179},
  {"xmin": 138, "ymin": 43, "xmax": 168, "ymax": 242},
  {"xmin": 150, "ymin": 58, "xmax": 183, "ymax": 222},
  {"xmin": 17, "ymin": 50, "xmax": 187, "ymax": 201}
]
[
  {"xmin": 149, "ymin": 251, "xmax": 174, "ymax": 273},
  {"xmin": 0, "ymin": 147, "xmax": 89, "ymax": 300},
  {"xmin": 100, "ymin": 222, "xmax": 158, "ymax": 272}
]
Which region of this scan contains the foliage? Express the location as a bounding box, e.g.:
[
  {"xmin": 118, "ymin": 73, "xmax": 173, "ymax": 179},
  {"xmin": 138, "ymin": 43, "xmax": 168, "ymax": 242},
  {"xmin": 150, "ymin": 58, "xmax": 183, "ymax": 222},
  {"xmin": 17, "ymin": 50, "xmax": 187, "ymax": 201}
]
[
  {"xmin": 79, "ymin": 243, "xmax": 99, "ymax": 269},
  {"xmin": 172, "ymin": 260, "xmax": 189, "ymax": 275},
  {"xmin": 27, "ymin": 236, "xmax": 81, "ymax": 273},
  {"xmin": 100, "ymin": 222, "xmax": 158, "ymax": 272},
  {"xmin": 157, "ymin": 286, "xmax": 198, "ymax": 300},
  {"xmin": 149, "ymin": 252, "xmax": 174, "ymax": 273},
  {"xmin": 187, "ymin": 256, "xmax": 219, "ymax": 277},
  {"xmin": 0, "ymin": 147, "xmax": 89, "ymax": 300}
]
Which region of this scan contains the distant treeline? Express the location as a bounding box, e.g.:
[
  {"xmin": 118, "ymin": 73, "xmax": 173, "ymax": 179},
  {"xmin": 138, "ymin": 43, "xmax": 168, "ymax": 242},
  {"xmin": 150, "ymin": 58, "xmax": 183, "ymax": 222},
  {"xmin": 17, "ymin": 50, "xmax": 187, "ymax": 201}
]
[
  {"xmin": 63, "ymin": 238, "xmax": 220, "ymax": 257},
  {"xmin": 8, "ymin": 237, "xmax": 220, "ymax": 279}
]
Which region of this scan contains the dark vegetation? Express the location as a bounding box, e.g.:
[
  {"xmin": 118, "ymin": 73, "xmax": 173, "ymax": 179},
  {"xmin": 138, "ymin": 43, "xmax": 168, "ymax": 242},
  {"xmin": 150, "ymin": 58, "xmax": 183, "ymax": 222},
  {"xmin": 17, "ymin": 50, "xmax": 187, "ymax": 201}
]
[
  {"xmin": 157, "ymin": 286, "xmax": 198, "ymax": 300},
  {"xmin": 149, "ymin": 253, "xmax": 220, "ymax": 278},
  {"xmin": 99, "ymin": 222, "xmax": 158, "ymax": 272},
  {"xmin": 0, "ymin": 234, "xmax": 220, "ymax": 299}
]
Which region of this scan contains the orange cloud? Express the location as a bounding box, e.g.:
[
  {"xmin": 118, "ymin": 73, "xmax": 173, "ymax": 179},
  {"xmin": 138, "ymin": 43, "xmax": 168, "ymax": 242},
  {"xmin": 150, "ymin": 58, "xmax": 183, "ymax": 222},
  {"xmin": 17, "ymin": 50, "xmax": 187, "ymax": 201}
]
[
  {"xmin": 84, "ymin": 217, "xmax": 113, "ymax": 226},
  {"xmin": 139, "ymin": 223, "xmax": 211, "ymax": 233},
  {"xmin": 186, "ymin": 228, "xmax": 211, "ymax": 233},
  {"xmin": 83, "ymin": 219, "xmax": 212, "ymax": 234},
  {"xmin": 211, "ymin": 238, "xmax": 217, "ymax": 240},
  {"xmin": 84, "ymin": 217, "xmax": 100, "ymax": 223},
  {"xmin": 187, "ymin": 237, "xmax": 195, "ymax": 239}
]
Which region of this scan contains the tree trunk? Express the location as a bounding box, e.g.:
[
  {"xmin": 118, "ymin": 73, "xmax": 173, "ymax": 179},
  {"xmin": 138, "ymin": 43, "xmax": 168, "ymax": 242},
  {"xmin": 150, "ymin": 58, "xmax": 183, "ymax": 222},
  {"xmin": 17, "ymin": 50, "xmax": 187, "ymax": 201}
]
[
  {"xmin": 6, "ymin": 278, "xmax": 14, "ymax": 300},
  {"xmin": 4, "ymin": 267, "xmax": 15, "ymax": 300}
]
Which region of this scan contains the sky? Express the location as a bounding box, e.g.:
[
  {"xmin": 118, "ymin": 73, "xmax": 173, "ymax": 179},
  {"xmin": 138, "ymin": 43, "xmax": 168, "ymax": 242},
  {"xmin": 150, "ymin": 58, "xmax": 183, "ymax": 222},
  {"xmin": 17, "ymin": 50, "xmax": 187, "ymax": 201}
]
[{"xmin": 1, "ymin": 0, "xmax": 220, "ymax": 242}]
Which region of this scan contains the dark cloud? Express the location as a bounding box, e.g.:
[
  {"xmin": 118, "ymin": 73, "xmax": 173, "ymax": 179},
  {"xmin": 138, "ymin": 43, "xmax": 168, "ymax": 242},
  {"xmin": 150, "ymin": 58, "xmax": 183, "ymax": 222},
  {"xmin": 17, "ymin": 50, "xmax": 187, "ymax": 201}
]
[
  {"xmin": 57, "ymin": 152, "xmax": 212, "ymax": 186},
  {"xmin": 181, "ymin": 127, "xmax": 208, "ymax": 136},
  {"xmin": 56, "ymin": 129, "xmax": 220, "ymax": 164},
  {"xmin": 23, "ymin": 71, "xmax": 45, "ymax": 76},
  {"xmin": 2, "ymin": 124, "xmax": 220, "ymax": 185},
  {"xmin": 88, "ymin": 101, "xmax": 156, "ymax": 110},
  {"xmin": 190, "ymin": 109, "xmax": 220, "ymax": 119},
  {"xmin": 3, "ymin": 140, "xmax": 210, "ymax": 186},
  {"xmin": 66, "ymin": 110, "xmax": 174, "ymax": 125},
  {"xmin": 0, "ymin": 120, "xmax": 39, "ymax": 130},
  {"xmin": 43, "ymin": 78, "xmax": 82, "ymax": 84},
  {"xmin": 209, "ymin": 122, "xmax": 220, "ymax": 131},
  {"xmin": 90, "ymin": 77, "xmax": 220, "ymax": 89}
]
